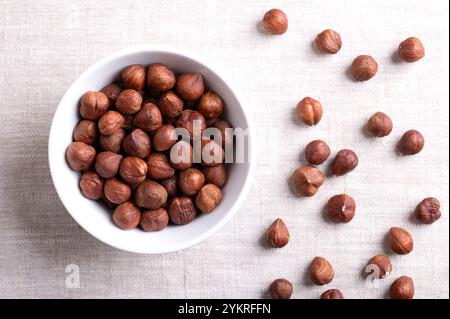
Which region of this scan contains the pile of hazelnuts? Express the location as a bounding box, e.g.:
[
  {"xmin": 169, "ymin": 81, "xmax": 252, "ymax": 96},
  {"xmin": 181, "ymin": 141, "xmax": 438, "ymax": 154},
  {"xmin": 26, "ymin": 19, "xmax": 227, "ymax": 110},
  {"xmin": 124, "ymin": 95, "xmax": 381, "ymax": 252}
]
[
  {"xmin": 66, "ymin": 63, "xmax": 231, "ymax": 231},
  {"xmin": 262, "ymin": 9, "xmax": 441, "ymax": 300}
]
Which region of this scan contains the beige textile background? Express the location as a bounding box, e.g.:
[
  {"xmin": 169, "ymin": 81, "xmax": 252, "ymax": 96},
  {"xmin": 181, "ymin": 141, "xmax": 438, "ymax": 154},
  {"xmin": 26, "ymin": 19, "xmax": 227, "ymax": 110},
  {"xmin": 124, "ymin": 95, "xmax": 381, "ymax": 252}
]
[{"xmin": 0, "ymin": 0, "xmax": 449, "ymax": 299}]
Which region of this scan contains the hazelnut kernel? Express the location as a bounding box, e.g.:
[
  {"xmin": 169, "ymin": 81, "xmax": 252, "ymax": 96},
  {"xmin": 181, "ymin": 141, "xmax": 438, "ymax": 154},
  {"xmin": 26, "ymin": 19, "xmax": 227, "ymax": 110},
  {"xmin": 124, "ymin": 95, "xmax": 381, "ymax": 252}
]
[
  {"xmin": 160, "ymin": 175, "xmax": 178, "ymax": 198},
  {"xmin": 158, "ymin": 91, "xmax": 184, "ymax": 118},
  {"xmin": 290, "ymin": 165, "xmax": 325, "ymax": 197},
  {"xmin": 296, "ymin": 97, "xmax": 323, "ymax": 126},
  {"xmin": 153, "ymin": 124, "xmax": 177, "ymax": 152},
  {"xmin": 169, "ymin": 141, "xmax": 193, "ymax": 170},
  {"xmin": 135, "ymin": 180, "xmax": 168, "ymax": 209},
  {"xmin": 315, "ymin": 29, "xmax": 342, "ymax": 54},
  {"xmin": 116, "ymin": 89, "xmax": 143, "ymax": 114},
  {"xmin": 263, "ymin": 9, "xmax": 288, "ymax": 35},
  {"xmin": 66, "ymin": 141, "xmax": 96, "ymax": 171},
  {"xmin": 99, "ymin": 129, "xmax": 125, "ymax": 153},
  {"xmin": 176, "ymin": 73, "xmax": 205, "ymax": 101},
  {"xmin": 269, "ymin": 279, "xmax": 293, "ymax": 299},
  {"xmin": 415, "ymin": 197, "xmax": 441, "ymax": 224},
  {"xmin": 141, "ymin": 208, "xmax": 169, "ymax": 232},
  {"xmin": 201, "ymin": 139, "xmax": 224, "ymax": 166},
  {"xmin": 176, "ymin": 110, "xmax": 206, "ymax": 140},
  {"xmin": 388, "ymin": 227, "xmax": 414, "ymax": 255},
  {"xmin": 146, "ymin": 153, "xmax": 175, "ymax": 180},
  {"xmin": 104, "ymin": 178, "xmax": 131, "ymax": 205},
  {"xmin": 351, "ymin": 55, "xmax": 378, "ymax": 81},
  {"xmin": 79, "ymin": 171, "xmax": 104, "ymax": 200},
  {"xmin": 266, "ymin": 218, "xmax": 290, "ymax": 248},
  {"xmin": 195, "ymin": 184, "xmax": 222, "ymax": 213},
  {"xmin": 305, "ymin": 140, "xmax": 330, "ymax": 165},
  {"xmin": 397, "ymin": 129, "xmax": 424, "ymax": 155},
  {"xmin": 101, "ymin": 83, "xmax": 122, "ymax": 102},
  {"xmin": 123, "ymin": 129, "xmax": 151, "ymax": 158},
  {"xmin": 119, "ymin": 157, "xmax": 148, "ymax": 186},
  {"xmin": 147, "ymin": 63, "xmax": 176, "ymax": 92},
  {"xmin": 94, "ymin": 151, "xmax": 123, "ymax": 179},
  {"xmin": 79, "ymin": 91, "xmax": 110, "ymax": 121},
  {"xmin": 198, "ymin": 91, "xmax": 224, "ymax": 119},
  {"xmin": 98, "ymin": 111, "xmax": 125, "ymax": 136},
  {"xmin": 202, "ymin": 164, "xmax": 227, "ymax": 188},
  {"xmin": 122, "ymin": 64, "xmax": 146, "ymax": 91},
  {"xmin": 367, "ymin": 112, "xmax": 393, "ymax": 137},
  {"xmin": 366, "ymin": 255, "xmax": 392, "ymax": 279},
  {"xmin": 326, "ymin": 194, "xmax": 356, "ymax": 223},
  {"xmin": 399, "ymin": 37, "xmax": 425, "ymax": 63},
  {"xmin": 113, "ymin": 201, "xmax": 141, "ymax": 230},
  {"xmin": 320, "ymin": 289, "xmax": 344, "ymax": 299},
  {"xmin": 179, "ymin": 168, "xmax": 205, "ymax": 196},
  {"xmin": 213, "ymin": 120, "xmax": 233, "ymax": 149},
  {"xmin": 73, "ymin": 120, "xmax": 98, "ymax": 145},
  {"xmin": 132, "ymin": 101, "xmax": 163, "ymax": 133},
  {"xmin": 310, "ymin": 257, "xmax": 334, "ymax": 285},
  {"xmin": 331, "ymin": 149, "xmax": 358, "ymax": 176},
  {"xmin": 390, "ymin": 276, "xmax": 414, "ymax": 299},
  {"xmin": 168, "ymin": 197, "xmax": 197, "ymax": 225}
]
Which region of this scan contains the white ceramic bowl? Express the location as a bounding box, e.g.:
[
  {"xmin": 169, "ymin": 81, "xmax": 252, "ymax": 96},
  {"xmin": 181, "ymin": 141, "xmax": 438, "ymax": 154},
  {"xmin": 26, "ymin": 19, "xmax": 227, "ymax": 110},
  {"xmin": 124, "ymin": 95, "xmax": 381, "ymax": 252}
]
[{"xmin": 48, "ymin": 46, "xmax": 254, "ymax": 254}]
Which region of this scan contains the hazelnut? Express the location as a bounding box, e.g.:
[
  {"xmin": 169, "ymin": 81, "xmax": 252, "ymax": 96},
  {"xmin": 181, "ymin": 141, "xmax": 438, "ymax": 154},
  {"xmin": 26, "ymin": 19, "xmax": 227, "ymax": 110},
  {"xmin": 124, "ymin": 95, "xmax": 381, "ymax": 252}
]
[
  {"xmin": 66, "ymin": 141, "xmax": 96, "ymax": 171},
  {"xmin": 351, "ymin": 55, "xmax": 378, "ymax": 81},
  {"xmin": 122, "ymin": 114, "xmax": 134, "ymax": 130},
  {"xmin": 366, "ymin": 255, "xmax": 392, "ymax": 279},
  {"xmin": 269, "ymin": 279, "xmax": 293, "ymax": 299},
  {"xmin": 179, "ymin": 168, "xmax": 205, "ymax": 196},
  {"xmin": 94, "ymin": 151, "xmax": 123, "ymax": 178},
  {"xmin": 112, "ymin": 201, "xmax": 141, "ymax": 230},
  {"xmin": 98, "ymin": 111, "xmax": 125, "ymax": 136},
  {"xmin": 79, "ymin": 91, "xmax": 110, "ymax": 120},
  {"xmin": 119, "ymin": 157, "xmax": 148, "ymax": 186},
  {"xmin": 367, "ymin": 112, "xmax": 393, "ymax": 137},
  {"xmin": 388, "ymin": 227, "xmax": 414, "ymax": 255},
  {"xmin": 202, "ymin": 164, "xmax": 227, "ymax": 188},
  {"xmin": 201, "ymin": 139, "xmax": 224, "ymax": 166},
  {"xmin": 326, "ymin": 194, "xmax": 356, "ymax": 223},
  {"xmin": 290, "ymin": 165, "xmax": 325, "ymax": 197},
  {"xmin": 99, "ymin": 129, "xmax": 125, "ymax": 153},
  {"xmin": 390, "ymin": 276, "xmax": 414, "ymax": 299},
  {"xmin": 141, "ymin": 208, "xmax": 169, "ymax": 231},
  {"xmin": 104, "ymin": 178, "xmax": 131, "ymax": 204},
  {"xmin": 263, "ymin": 8, "xmax": 288, "ymax": 35},
  {"xmin": 176, "ymin": 109, "xmax": 206, "ymax": 139},
  {"xmin": 176, "ymin": 73, "xmax": 205, "ymax": 101},
  {"xmin": 196, "ymin": 184, "xmax": 222, "ymax": 213},
  {"xmin": 160, "ymin": 175, "xmax": 178, "ymax": 197},
  {"xmin": 266, "ymin": 218, "xmax": 290, "ymax": 248},
  {"xmin": 213, "ymin": 120, "xmax": 233, "ymax": 148},
  {"xmin": 146, "ymin": 63, "xmax": 176, "ymax": 92},
  {"xmin": 296, "ymin": 97, "xmax": 323, "ymax": 126},
  {"xmin": 132, "ymin": 101, "xmax": 163, "ymax": 133},
  {"xmin": 135, "ymin": 180, "xmax": 168, "ymax": 209},
  {"xmin": 73, "ymin": 120, "xmax": 98, "ymax": 145},
  {"xmin": 398, "ymin": 37, "xmax": 425, "ymax": 63},
  {"xmin": 315, "ymin": 29, "xmax": 342, "ymax": 54},
  {"xmin": 79, "ymin": 172, "xmax": 104, "ymax": 200},
  {"xmin": 320, "ymin": 289, "xmax": 344, "ymax": 299},
  {"xmin": 168, "ymin": 197, "xmax": 197, "ymax": 225},
  {"xmin": 305, "ymin": 140, "xmax": 330, "ymax": 165},
  {"xmin": 116, "ymin": 89, "xmax": 143, "ymax": 114},
  {"xmin": 415, "ymin": 197, "xmax": 441, "ymax": 224},
  {"xmin": 310, "ymin": 257, "xmax": 334, "ymax": 285},
  {"xmin": 158, "ymin": 91, "xmax": 184, "ymax": 118},
  {"xmin": 101, "ymin": 83, "xmax": 122, "ymax": 102},
  {"xmin": 397, "ymin": 129, "xmax": 424, "ymax": 155},
  {"xmin": 169, "ymin": 141, "xmax": 193, "ymax": 170},
  {"xmin": 331, "ymin": 149, "xmax": 358, "ymax": 176},
  {"xmin": 122, "ymin": 64, "xmax": 146, "ymax": 91},
  {"xmin": 123, "ymin": 129, "xmax": 151, "ymax": 158},
  {"xmin": 153, "ymin": 124, "xmax": 177, "ymax": 151},
  {"xmin": 206, "ymin": 117, "xmax": 220, "ymax": 127},
  {"xmin": 198, "ymin": 91, "xmax": 224, "ymax": 119},
  {"xmin": 146, "ymin": 153, "xmax": 175, "ymax": 180}
]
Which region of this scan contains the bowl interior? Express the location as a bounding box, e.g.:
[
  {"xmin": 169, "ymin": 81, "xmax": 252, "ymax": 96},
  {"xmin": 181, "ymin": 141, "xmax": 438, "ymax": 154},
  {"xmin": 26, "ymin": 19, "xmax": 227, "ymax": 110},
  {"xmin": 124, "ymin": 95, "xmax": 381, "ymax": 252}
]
[{"xmin": 49, "ymin": 48, "xmax": 252, "ymax": 254}]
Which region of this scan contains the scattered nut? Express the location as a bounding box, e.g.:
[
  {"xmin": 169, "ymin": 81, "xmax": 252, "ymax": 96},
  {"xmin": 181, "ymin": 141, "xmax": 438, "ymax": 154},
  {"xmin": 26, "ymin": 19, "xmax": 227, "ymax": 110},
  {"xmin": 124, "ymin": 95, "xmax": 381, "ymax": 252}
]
[
  {"xmin": 123, "ymin": 128, "xmax": 151, "ymax": 158},
  {"xmin": 135, "ymin": 180, "xmax": 168, "ymax": 209},
  {"xmin": 176, "ymin": 73, "xmax": 205, "ymax": 101},
  {"xmin": 366, "ymin": 255, "xmax": 392, "ymax": 279},
  {"xmin": 113, "ymin": 201, "xmax": 141, "ymax": 230},
  {"xmin": 147, "ymin": 63, "xmax": 176, "ymax": 92},
  {"xmin": 116, "ymin": 89, "xmax": 143, "ymax": 114},
  {"xmin": 390, "ymin": 276, "xmax": 414, "ymax": 299},
  {"xmin": 79, "ymin": 91, "xmax": 110, "ymax": 121},
  {"xmin": 198, "ymin": 91, "xmax": 224, "ymax": 119},
  {"xmin": 98, "ymin": 110, "xmax": 125, "ymax": 136},
  {"xmin": 196, "ymin": 184, "xmax": 222, "ymax": 213},
  {"xmin": 153, "ymin": 124, "xmax": 178, "ymax": 151},
  {"xmin": 388, "ymin": 227, "xmax": 414, "ymax": 255},
  {"xmin": 351, "ymin": 55, "xmax": 378, "ymax": 81},
  {"xmin": 290, "ymin": 165, "xmax": 325, "ymax": 196},
  {"xmin": 310, "ymin": 257, "xmax": 334, "ymax": 285},
  {"xmin": 320, "ymin": 289, "xmax": 344, "ymax": 299},
  {"xmin": 305, "ymin": 140, "xmax": 330, "ymax": 165},
  {"xmin": 104, "ymin": 178, "xmax": 131, "ymax": 205},
  {"xmin": 66, "ymin": 141, "xmax": 96, "ymax": 171},
  {"xmin": 269, "ymin": 279, "xmax": 293, "ymax": 299},
  {"xmin": 94, "ymin": 151, "xmax": 123, "ymax": 178},
  {"xmin": 168, "ymin": 197, "xmax": 197, "ymax": 225},
  {"xmin": 119, "ymin": 157, "xmax": 148, "ymax": 186},
  {"xmin": 158, "ymin": 91, "xmax": 184, "ymax": 118},
  {"xmin": 99, "ymin": 129, "xmax": 125, "ymax": 153},
  {"xmin": 101, "ymin": 83, "xmax": 122, "ymax": 102},
  {"xmin": 202, "ymin": 164, "xmax": 227, "ymax": 188},
  {"xmin": 263, "ymin": 8, "xmax": 288, "ymax": 35},
  {"xmin": 266, "ymin": 218, "xmax": 290, "ymax": 248},
  {"xmin": 122, "ymin": 64, "xmax": 146, "ymax": 91},
  {"xmin": 331, "ymin": 149, "xmax": 358, "ymax": 176},
  {"xmin": 146, "ymin": 153, "xmax": 175, "ymax": 180},
  {"xmin": 296, "ymin": 97, "xmax": 323, "ymax": 126},
  {"xmin": 397, "ymin": 129, "xmax": 424, "ymax": 155},
  {"xmin": 73, "ymin": 120, "xmax": 98, "ymax": 145},
  {"xmin": 326, "ymin": 194, "xmax": 356, "ymax": 223},
  {"xmin": 315, "ymin": 29, "xmax": 342, "ymax": 54},
  {"xmin": 79, "ymin": 172, "xmax": 104, "ymax": 200},
  {"xmin": 132, "ymin": 101, "xmax": 163, "ymax": 133},
  {"xmin": 367, "ymin": 112, "xmax": 393, "ymax": 137},
  {"xmin": 398, "ymin": 37, "xmax": 425, "ymax": 63},
  {"xmin": 415, "ymin": 197, "xmax": 441, "ymax": 224},
  {"xmin": 141, "ymin": 208, "xmax": 169, "ymax": 231}
]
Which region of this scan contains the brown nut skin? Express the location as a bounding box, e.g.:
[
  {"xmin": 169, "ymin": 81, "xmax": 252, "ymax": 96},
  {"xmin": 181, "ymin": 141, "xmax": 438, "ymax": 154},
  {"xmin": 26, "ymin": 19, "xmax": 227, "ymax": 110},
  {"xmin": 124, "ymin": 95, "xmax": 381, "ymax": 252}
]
[
  {"xmin": 305, "ymin": 140, "xmax": 330, "ymax": 165},
  {"xmin": 263, "ymin": 9, "xmax": 288, "ymax": 35},
  {"xmin": 123, "ymin": 129, "xmax": 151, "ymax": 158},
  {"xmin": 351, "ymin": 55, "xmax": 378, "ymax": 81},
  {"xmin": 119, "ymin": 157, "xmax": 148, "ymax": 186},
  {"xmin": 296, "ymin": 97, "xmax": 323, "ymax": 126},
  {"xmin": 176, "ymin": 73, "xmax": 205, "ymax": 101},
  {"xmin": 202, "ymin": 164, "xmax": 227, "ymax": 188},
  {"xmin": 73, "ymin": 120, "xmax": 98, "ymax": 145},
  {"xmin": 132, "ymin": 101, "xmax": 163, "ymax": 133},
  {"xmin": 320, "ymin": 289, "xmax": 344, "ymax": 299},
  {"xmin": 146, "ymin": 153, "xmax": 175, "ymax": 180},
  {"xmin": 390, "ymin": 276, "xmax": 414, "ymax": 299},
  {"xmin": 315, "ymin": 29, "xmax": 342, "ymax": 54},
  {"xmin": 94, "ymin": 151, "xmax": 123, "ymax": 179},
  {"xmin": 399, "ymin": 37, "xmax": 425, "ymax": 63},
  {"xmin": 104, "ymin": 178, "xmax": 131, "ymax": 205},
  {"xmin": 112, "ymin": 201, "xmax": 141, "ymax": 230},
  {"xmin": 367, "ymin": 255, "xmax": 392, "ymax": 279},
  {"xmin": 388, "ymin": 227, "xmax": 414, "ymax": 255},
  {"xmin": 160, "ymin": 175, "xmax": 178, "ymax": 197},
  {"xmin": 415, "ymin": 197, "xmax": 441, "ymax": 224},
  {"xmin": 101, "ymin": 83, "xmax": 122, "ymax": 103},
  {"xmin": 326, "ymin": 194, "xmax": 356, "ymax": 223},
  {"xmin": 153, "ymin": 124, "xmax": 178, "ymax": 151},
  {"xmin": 158, "ymin": 91, "xmax": 184, "ymax": 118},
  {"xmin": 176, "ymin": 109, "xmax": 206, "ymax": 140},
  {"xmin": 310, "ymin": 257, "xmax": 334, "ymax": 285},
  {"xmin": 99, "ymin": 129, "xmax": 125, "ymax": 153},
  {"xmin": 201, "ymin": 139, "xmax": 225, "ymax": 166},
  {"xmin": 122, "ymin": 64, "xmax": 146, "ymax": 91},
  {"xmin": 266, "ymin": 218, "xmax": 290, "ymax": 248},
  {"xmin": 196, "ymin": 184, "xmax": 222, "ymax": 213},
  {"xmin": 122, "ymin": 114, "xmax": 134, "ymax": 131},
  {"xmin": 169, "ymin": 141, "xmax": 193, "ymax": 170},
  {"xmin": 269, "ymin": 279, "xmax": 293, "ymax": 299},
  {"xmin": 79, "ymin": 91, "xmax": 110, "ymax": 121},
  {"xmin": 98, "ymin": 111, "xmax": 125, "ymax": 136},
  {"xmin": 141, "ymin": 208, "xmax": 169, "ymax": 231},
  {"xmin": 179, "ymin": 168, "xmax": 205, "ymax": 196},
  {"xmin": 116, "ymin": 89, "xmax": 143, "ymax": 114},
  {"xmin": 331, "ymin": 149, "xmax": 358, "ymax": 176},
  {"xmin": 135, "ymin": 180, "xmax": 168, "ymax": 209},
  {"xmin": 367, "ymin": 112, "xmax": 393, "ymax": 137},
  {"xmin": 290, "ymin": 165, "xmax": 325, "ymax": 197},
  {"xmin": 79, "ymin": 172, "xmax": 104, "ymax": 200},
  {"xmin": 397, "ymin": 130, "xmax": 424, "ymax": 155},
  {"xmin": 198, "ymin": 91, "xmax": 224, "ymax": 119},
  {"xmin": 146, "ymin": 63, "xmax": 176, "ymax": 92},
  {"xmin": 66, "ymin": 141, "xmax": 96, "ymax": 171},
  {"xmin": 213, "ymin": 120, "xmax": 233, "ymax": 148},
  {"xmin": 168, "ymin": 196, "xmax": 197, "ymax": 225}
]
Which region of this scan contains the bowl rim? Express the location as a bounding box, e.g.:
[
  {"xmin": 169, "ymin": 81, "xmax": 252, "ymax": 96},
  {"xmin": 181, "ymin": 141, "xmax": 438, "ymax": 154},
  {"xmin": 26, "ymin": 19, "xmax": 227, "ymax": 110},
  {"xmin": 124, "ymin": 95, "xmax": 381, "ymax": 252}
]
[{"xmin": 48, "ymin": 45, "xmax": 255, "ymax": 254}]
